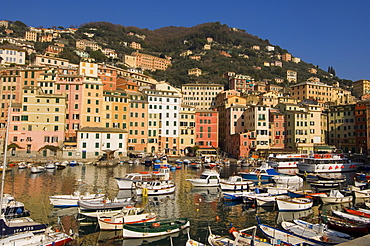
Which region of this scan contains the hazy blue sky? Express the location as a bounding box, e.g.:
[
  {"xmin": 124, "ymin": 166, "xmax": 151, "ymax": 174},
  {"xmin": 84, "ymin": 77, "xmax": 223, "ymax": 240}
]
[{"xmin": 2, "ymin": 0, "xmax": 369, "ymax": 81}]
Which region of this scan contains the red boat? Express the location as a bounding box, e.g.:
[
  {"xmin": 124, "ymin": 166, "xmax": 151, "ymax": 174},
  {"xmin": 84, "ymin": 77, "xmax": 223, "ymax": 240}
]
[{"xmin": 344, "ymin": 208, "xmax": 370, "ymax": 218}]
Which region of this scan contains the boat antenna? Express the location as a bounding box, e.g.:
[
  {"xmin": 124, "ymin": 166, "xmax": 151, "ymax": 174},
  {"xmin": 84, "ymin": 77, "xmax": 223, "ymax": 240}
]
[{"xmin": 0, "ymin": 89, "xmax": 12, "ymax": 217}]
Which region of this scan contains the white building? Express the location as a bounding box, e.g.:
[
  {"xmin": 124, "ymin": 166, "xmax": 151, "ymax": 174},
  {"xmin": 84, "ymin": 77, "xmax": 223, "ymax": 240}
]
[
  {"xmin": 245, "ymin": 105, "xmax": 270, "ymax": 150},
  {"xmin": 143, "ymin": 82, "xmax": 182, "ymax": 155},
  {"xmin": 77, "ymin": 127, "xmax": 128, "ymax": 159},
  {"xmin": 0, "ymin": 45, "xmax": 26, "ymax": 65}
]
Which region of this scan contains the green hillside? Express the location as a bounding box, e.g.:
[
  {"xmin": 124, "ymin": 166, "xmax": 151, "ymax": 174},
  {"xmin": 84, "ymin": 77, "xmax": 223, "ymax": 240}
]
[{"xmin": 1, "ymin": 21, "xmax": 353, "ymax": 89}]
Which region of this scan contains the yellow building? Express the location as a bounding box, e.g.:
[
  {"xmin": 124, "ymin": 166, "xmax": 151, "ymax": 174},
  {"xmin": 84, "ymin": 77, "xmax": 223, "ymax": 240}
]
[
  {"xmin": 188, "ymin": 68, "xmax": 202, "ymax": 77},
  {"xmin": 289, "ymin": 81, "xmax": 333, "ymax": 103},
  {"xmin": 179, "ymin": 104, "xmax": 196, "ymax": 156},
  {"xmin": 132, "ymin": 51, "xmax": 171, "ymax": 71},
  {"xmin": 182, "ymin": 83, "xmax": 224, "ymax": 110},
  {"xmin": 353, "ymin": 79, "xmax": 370, "ymax": 99}
]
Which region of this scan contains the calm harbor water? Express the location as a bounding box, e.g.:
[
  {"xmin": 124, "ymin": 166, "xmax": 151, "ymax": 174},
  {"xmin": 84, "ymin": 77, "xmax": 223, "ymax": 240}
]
[{"xmin": 3, "ymin": 162, "xmax": 364, "ymax": 246}]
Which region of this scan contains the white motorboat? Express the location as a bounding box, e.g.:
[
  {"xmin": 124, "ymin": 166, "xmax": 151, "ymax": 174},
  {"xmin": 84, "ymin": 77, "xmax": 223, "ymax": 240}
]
[
  {"xmin": 219, "ymin": 176, "xmax": 254, "ymax": 191},
  {"xmin": 1, "ymin": 194, "xmax": 29, "ymax": 218},
  {"xmin": 271, "ymin": 174, "xmax": 303, "ymax": 184},
  {"xmin": 320, "ymin": 190, "xmax": 352, "ymax": 204},
  {"xmin": 186, "ymin": 169, "xmax": 220, "ymax": 187},
  {"xmin": 297, "ymin": 153, "xmax": 362, "ymax": 173},
  {"xmin": 45, "ymin": 162, "xmax": 56, "ymax": 169},
  {"xmin": 281, "ymin": 221, "xmax": 349, "ymax": 244},
  {"xmin": 276, "ymin": 196, "xmax": 313, "ymax": 211},
  {"xmin": 30, "ymin": 166, "xmax": 45, "ymax": 174},
  {"xmin": 135, "ymin": 180, "xmax": 176, "ymax": 196},
  {"xmin": 115, "ymin": 167, "xmax": 170, "ymax": 190},
  {"xmin": 97, "ymin": 207, "xmax": 157, "ymax": 230},
  {"xmin": 49, "ymin": 191, "xmax": 105, "ymax": 207}
]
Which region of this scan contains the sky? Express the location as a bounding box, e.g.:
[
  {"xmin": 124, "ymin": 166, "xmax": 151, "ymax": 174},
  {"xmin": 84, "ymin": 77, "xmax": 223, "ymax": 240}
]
[{"xmin": 2, "ymin": 0, "xmax": 369, "ymax": 81}]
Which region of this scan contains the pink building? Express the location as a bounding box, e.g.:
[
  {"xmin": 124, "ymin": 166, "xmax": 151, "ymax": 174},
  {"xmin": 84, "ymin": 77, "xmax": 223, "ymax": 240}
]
[{"xmin": 195, "ymin": 110, "xmax": 219, "ymax": 149}]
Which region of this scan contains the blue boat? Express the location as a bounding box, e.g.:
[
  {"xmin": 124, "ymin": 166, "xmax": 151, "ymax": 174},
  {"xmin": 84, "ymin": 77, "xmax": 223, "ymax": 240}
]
[{"xmin": 238, "ymin": 162, "xmax": 280, "ymax": 181}]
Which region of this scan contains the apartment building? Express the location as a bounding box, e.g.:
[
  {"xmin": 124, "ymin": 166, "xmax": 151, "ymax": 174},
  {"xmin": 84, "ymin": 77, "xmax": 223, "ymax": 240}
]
[
  {"xmin": 143, "ymin": 82, "xmax": 182, "ymax": 155},
  {"xmin": 181, "ymin": 83, "xmax": 224, "ymax": 110},
  {"xmin": 269, "ymin": 109, "xmax": 286, "ymax": 150},
  {"xmin": 77, "ymin": 127, "xmax": 128, "ymax": 159},
  {"xmin": 188, "ymin": 68, "xmax": 202, "ymax": 77},
  {"xmin": 228, "ymin": 74, "xmax": 254, "ymax": 92},
  {"xmin": 327, "ymin": 104, "xmax": 356, "ymax": 153},
  {"xmin": 282, "ymin": 53, "xmax": 292, "ymax": 62},
  {"xmin": 290, "ymin": 81, "xmax": 333, "ymax": 103},
  {"xmin": 195, "ymin": 109, "xmax": 219, "ymax": 149},
  {"xmin": 8, "ymin": 86, "xmax": 67, "ymax": 157},
  {"xmin": 132, "ymin": 51, "xmax": 171, "ymax": 71},
  {"xmin": 286, "ymin": 70, "xmax": 297, "ymax": 83},
  {"xmin": 245, "ymin": 105, "xmax": 270, "ymax": 151},
  {"xmin": 352, "ymin": 79, "xmax": 370, "ymax": 99},
  {"xmin": 0, "ymin": 45, "xmax": 26, "ymax": 65},
  {"xmin": 127, "ymin": 91, "xmax": 148, "ymax": 153},
  {"xmin": 179, "ymin": 104, "xmax": 196, "ymax": 156},
  {"xmin": 34, "ymin": 54, "xmax": 69, "ymax": 67}
]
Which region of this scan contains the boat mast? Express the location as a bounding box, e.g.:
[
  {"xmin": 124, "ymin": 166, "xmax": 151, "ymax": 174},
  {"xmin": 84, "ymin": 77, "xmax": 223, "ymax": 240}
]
[{"xmin": 0, "ymin": 90, "xmax": 12, "ymax": 215}]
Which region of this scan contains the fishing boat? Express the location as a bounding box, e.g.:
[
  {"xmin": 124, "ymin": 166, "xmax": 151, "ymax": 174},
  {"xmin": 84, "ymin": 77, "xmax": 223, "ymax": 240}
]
[
  {"xmin": 78, "ymin": 197, "xmax": 135, "ymax": 212},
  {"xmin": 97, "ymin": 207, "xmax": 157, "ymax": 230},
  {"xmin": 255, "ymin": 196, "xmax": 277, "ymax": 207},
  {"xmin": 281, "ymin": 221, "xmax": 349, "ymax": 244},
  {"xmin": 293, "ymin": 219, "xmax": 351, "ymax": 239},
  {"xmin": 320, "ymin": 190, "xmax": 352, "ymax": 204},
  {"xmin": 297, "ymin": 153, "xmax": 362, "ymax": 173},
  {"xmin": 186, "ymin": 169, "xmax": 220, "ymax": 187},
  {"xmin": 238, "ymin": 162, "xmax": 281, "ymax": 182},
  {"xmin": 309, "ymin": 180, "xmax": 345, "ymax": 189},
  {"xmin": 331, "ymin": 209, "xmax": 370, "ymax": 224},
  {"xmin": 267, "ymin": 153, "xmax": 308, "ymax": 169},
  {"xmin": 186, "ymin": 236, "xmax": 206, "ymax": 246},
  {"xmin": 276, "ymin": 196, "xmax": 313, "ymax": 211},
  {"xmin": 208, "ymin": 225, "xmax": 273, "ymax": 246},
  {"xmin": 353, "ymin": 189, "xmax": 370, "ymax": 198},
  {"xmin": 122, "ymin": 218, "xmax": 190, "ymax": 238},
  {"xmin": 343, "ymin": 207, "xmax": 370, "ymax": 218},
  {"xmin": 135, "ymin": 180, "xmax": 176, "ymax": 196},
  {"xmin": 49, "ymin": 191, "xmax": 105, "ymax": 207},
  {"xmin": 257, "ymin": 217, "xmax": 319, "ymax": 246},
  {"xmin": 115, "ymin": 167, "xmax": 170, "ymax": 190},
  {"xmin": 321, "ymin": 215, "xmax": 369, "ymax": 235},
  {"xmin": 219, "ymin": 176, "xmax": 254, "ymax": 191},
  {"xmin": 0, "ymin": 228, "xmax": 73, "ymax": 246}
]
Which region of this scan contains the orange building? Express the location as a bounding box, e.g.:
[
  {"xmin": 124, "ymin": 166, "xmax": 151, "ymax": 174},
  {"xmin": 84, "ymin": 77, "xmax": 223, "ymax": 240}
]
[
  {"xmin": 195, "ymin": 110, "xmax": 219, "ymax": 149},
  {"xmin": 132, "ymin": 51, "xmax": 171, "ymax": 71}
]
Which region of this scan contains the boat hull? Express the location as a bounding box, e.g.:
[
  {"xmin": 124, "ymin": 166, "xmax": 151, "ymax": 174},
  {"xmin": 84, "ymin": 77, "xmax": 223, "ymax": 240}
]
[
  {"xmin": 320, "ymin": 196, "xmax": 352, "ymax": 204},
  {"xmin": 276, "ymin": 197, "xmax": 313, "ymax": 211},
  {"xmin": 49, "ymin": 194, "xmax": 105, "ymax": 207},
  {"xmin": 98, "ymin": 213, "xmax": 157, "ymax": 230},
  {"xmin": 122, "ymin": 219, "xmax": 190, "ymax": 238}
]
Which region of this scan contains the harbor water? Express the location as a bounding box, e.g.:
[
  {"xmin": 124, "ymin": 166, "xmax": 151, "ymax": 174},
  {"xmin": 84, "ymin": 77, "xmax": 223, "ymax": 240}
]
[{"xmin": 2, "ymin": 162, "xmax": 363, "ymax": 245}]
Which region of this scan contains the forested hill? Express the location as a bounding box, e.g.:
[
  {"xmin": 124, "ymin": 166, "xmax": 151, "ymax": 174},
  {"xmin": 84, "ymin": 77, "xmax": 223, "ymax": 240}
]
[{"xmin": 1, "ymin": 21, "xmax": 353, "ymax": 89}]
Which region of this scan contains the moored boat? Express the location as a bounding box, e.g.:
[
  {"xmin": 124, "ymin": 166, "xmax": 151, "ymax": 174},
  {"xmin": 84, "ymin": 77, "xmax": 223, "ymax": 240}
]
[
  {"xmin": 257, "ymin": 217, "xmax": 319, "ymax": 246},
  {"xmin": 29, "ymin": 166, "xmax": 45, "ymax": 174},
  {"xmin": 219, "ymin": 175, "xmax": 254, "ymax": 191},
  {"xmin": 0, "ymin": 217, "xmax": 48, "ymax": 237},
  {"xmin": 297, "ymin": 153, "xmax": 362, "ymax": 173},
  {"xmin": 115, "ymin": 167, "xmax": 170, "ymax": 190},
  {"xmin": 321, "ymin": 215, "xmax": 369, "ymax": 235},
  {"xmin": 122, "ymin": 218, "xmax": 190, "ymax": 238},
  {"xmin": 186, "ymin": 169, "xmax": 220, "ymax": 187},
  {"xmin": 0, "ymin": 228, "xmax": 73, "ymax": 246},
  {"xmin": 343, "ymin": 207, "xmax": 370, "ymax": 218},
  {"xmin": 78, "ymin": 197, "xmax": 135, "ymax": 212},
  {"xmin": 238, "ymin": 162, "xmax": 280, "ymax": 182},
  {"xmin": 354, "ymin": 189, "xmax": 370, "ymax": 198},
  {"xmin": 135, "ymin": 180, "xmax": 176, "ymax": 196},
  {"xmin": 293, "ymin": 219, "xmax": 351, "ymax": 239},
  {"xmin": 281, "ymin": 221, "xmax": 349, "ymax": 244},
  {"xmin": 97, "ymin": 207, "xmax": 157, "ymax": 230},
  {"xmin": 331, "ymin": 209, "xmax": 370, "ymax": 224},
  {"xmin": 267, "ymin": 153, "xmax": 308, "ymax": 169},
  {"xmin": 49, "ymin": 191, "xmax": 105, "ymax": 207},
  {"xmin": 320, "ymin": 190, "xmax": 352, "ymax": 204},
  {"xmin": 276, "ymin": 196, "xmax": 313, "ymax": 211}
]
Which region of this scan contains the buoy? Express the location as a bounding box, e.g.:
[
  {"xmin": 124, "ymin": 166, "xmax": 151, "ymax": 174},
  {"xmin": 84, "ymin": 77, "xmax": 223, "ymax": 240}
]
[{"xmin": 215, "ymin": 216, "xmax": 220, "ymax": 222}]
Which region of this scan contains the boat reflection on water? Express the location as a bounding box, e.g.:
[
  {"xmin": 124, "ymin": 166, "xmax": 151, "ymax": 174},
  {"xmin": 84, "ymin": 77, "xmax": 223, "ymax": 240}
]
[
  {"xmin": 83, "ymin": 226, "xmax": 189, "ymax": 246},
  {"xmin": 276, "ymin": 208, "xmax": 314, "ymax": 224},
  {"xmin": 49, "ymin": 207, "xmax": 79, "ymax": 218},
  {"xmin": 319, "ymin": 202, "xmax": 353, "ymax": 216},
  {"xmin": 190, "ymin": 187, "xmax": 221, "ymax": 203}
]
